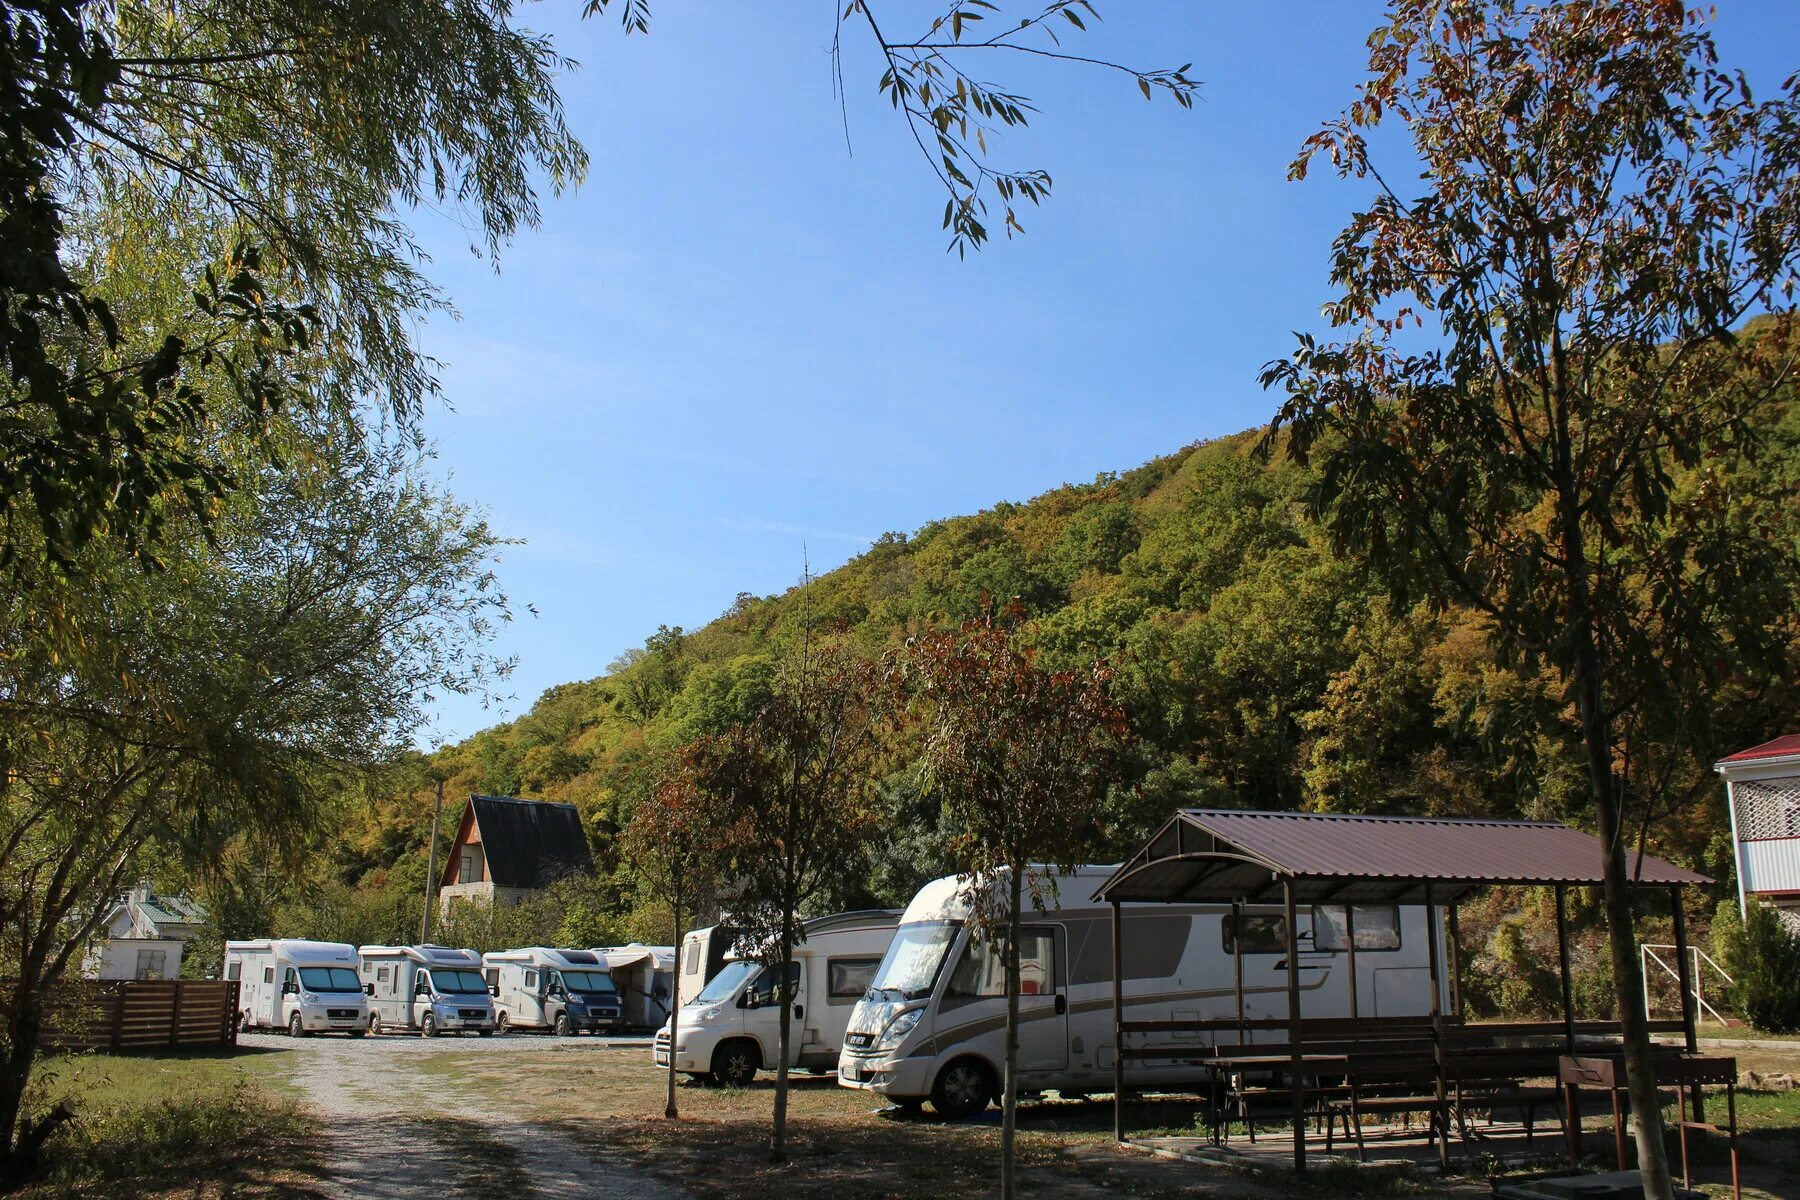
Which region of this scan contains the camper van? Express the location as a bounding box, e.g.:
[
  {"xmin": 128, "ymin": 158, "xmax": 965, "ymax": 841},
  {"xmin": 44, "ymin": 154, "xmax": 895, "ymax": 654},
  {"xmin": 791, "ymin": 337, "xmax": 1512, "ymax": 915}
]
[
  {"xmin": 225, "ymin": 939, "xmax": 370, "ymax": 1037},
  {"xmin": 594, "ymin": 944, "xmax": 676, "ymax": 1031},
  {"xmin": 482, "ymin": 947, "xmax": 623, "ymax": 1035},
  {"xmin": 836, "ymin": 867, "xmax": 1448, "ymax": 1116},
  {"xmin": 654, "ymin": 910, "xmax": 900, "ymax": 1086},
  {"xmin": 357, "ymin": 944, "xmax": 496, "ymax": 1036}
]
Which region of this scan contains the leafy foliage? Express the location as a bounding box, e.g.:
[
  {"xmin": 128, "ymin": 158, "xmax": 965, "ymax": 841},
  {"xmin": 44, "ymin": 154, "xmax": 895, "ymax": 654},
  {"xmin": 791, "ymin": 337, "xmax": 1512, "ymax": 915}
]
[{"xmin": 1715, "ymin": 901, "xmax": 1800, "ymax": 1035}]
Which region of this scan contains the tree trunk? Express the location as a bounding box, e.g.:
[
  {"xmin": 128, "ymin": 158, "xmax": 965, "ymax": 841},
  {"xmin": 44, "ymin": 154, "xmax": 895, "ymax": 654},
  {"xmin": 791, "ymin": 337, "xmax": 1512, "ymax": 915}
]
[
  {"xmin": 1001, "ymin": 865, "xmax": 1023, "ymax": 1200},
  {"xmin": 665, "ymin": 900, "xmax": 682, "ymax": 1120},
  {"xmin": 0, "ymin": 987, "xmax": 44, "ymax": 1180},
  {"xmin": 770, "ymin": 911, "xmax": 794, "ymax": 1162},
  {"xmin": 1568, "ymin": 569, "xmax": 1674, "ymax": 1199}
]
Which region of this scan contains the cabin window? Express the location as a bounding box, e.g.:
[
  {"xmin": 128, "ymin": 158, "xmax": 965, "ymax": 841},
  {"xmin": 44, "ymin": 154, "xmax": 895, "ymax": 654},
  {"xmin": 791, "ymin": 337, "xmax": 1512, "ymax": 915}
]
[
  {"xmin": 135, "ymin": 949, "xmax": 167, "ymax": 980},
  {"xmin": 263, "ymin": 967, "xmax": 275, "ymax": 984},
  {"xmin": 1311, "ymin": 905, "xmax": 1402, "ymax": 952},
  {"xmin": 827, "ymin": 957, "xmax": 881, "ymax": 1001},
  {"xmin": 945, "ymin": 929, "xmax": 1055, "ymax": 999},
  {"xmin": 745, "ymin": 963, "xmax": 801, "ymax": 1007},
  {"xmin": 684, "ymin": 941, "xmax": 701, "ymax": 974},
  {"xmin": 226, "ymin": 962, "xmax": 242, "ymax": 981},
  {"xmin": 524, "ymin": 969, "xmax": 537, "ymax": 989},
  {"xmin": 1221, "ymin": 914, "xmax": 1289, "ymax": 956}
]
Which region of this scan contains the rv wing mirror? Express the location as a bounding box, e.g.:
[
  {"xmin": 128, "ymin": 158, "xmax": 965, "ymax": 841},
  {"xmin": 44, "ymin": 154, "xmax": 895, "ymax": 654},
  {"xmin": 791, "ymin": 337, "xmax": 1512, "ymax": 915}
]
[
  {"xmin": 364, "ymin": 983, "xmax": 374, "ymax": 996},
  {"xmin": 793, "ymin": 1004, "xmax": 804, "ymax": 1021},
  {"xmin": 489, "ymin": 983, "xmax": 499, "ymax": 997},
  {"xmin": 282, "ymin": 981, "xmax": 297, "ymax": 995},
  {"xmin": 1055, "ymin": 994, "xmax": 1067, "ymax": 1016}
]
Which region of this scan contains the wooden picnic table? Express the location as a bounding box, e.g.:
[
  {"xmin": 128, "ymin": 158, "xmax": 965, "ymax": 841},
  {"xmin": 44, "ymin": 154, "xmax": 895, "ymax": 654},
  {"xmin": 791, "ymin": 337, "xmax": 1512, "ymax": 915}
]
[{"xmin": 1559, "ymin": 1053, "xmax": 1739, "ymax": 1200}]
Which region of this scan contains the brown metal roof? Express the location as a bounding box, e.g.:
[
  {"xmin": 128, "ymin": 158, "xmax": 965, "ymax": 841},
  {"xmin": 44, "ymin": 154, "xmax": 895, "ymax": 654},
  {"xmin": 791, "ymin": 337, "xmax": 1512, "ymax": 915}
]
[{"xmin": 1095, "ymin": 808, "xmax": 1712, "ymax": 905}]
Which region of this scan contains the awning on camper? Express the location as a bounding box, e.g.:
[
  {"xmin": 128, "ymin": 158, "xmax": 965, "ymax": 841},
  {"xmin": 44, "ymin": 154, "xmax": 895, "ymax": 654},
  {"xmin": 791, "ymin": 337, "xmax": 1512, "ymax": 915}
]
[
  {"xmin": 595, "ymin": 945, "xmax": 673, "ymax": 972},
  {"xmin": 1095, "ymin": 808, "xmax": 1711, "ymax": 906}
]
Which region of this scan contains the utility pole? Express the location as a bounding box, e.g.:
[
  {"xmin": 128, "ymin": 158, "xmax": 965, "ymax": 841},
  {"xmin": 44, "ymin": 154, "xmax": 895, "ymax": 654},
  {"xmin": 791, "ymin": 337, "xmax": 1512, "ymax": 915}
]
[{"xmin": 421, "ymin": 780, "xmax": 444, "ymax": 943}]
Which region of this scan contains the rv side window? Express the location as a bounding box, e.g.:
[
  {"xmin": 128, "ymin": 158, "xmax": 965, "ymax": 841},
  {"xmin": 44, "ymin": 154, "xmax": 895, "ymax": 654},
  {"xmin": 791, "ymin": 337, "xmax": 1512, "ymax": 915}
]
[
  {"xmin": 377, "ymin": 966, "xmax": 391, "ymax": 984},
  {"xmin": 1221, "ymin": 914, "xmax": 1289, "ymax": 955},
  {"xmin": 484, "ymin": 968, "xmax": 499, "ymax": 987},
  {"xmin": 524, "ymin": 969, "xmax": 537, "ymax": 989},
  {"xmin": 745, "ymin": 963, "xmax": 801, "ymax": 1007},
  {"xmin": 226, "ymin": 962, "xmax": 241, "ymax": 981},
  {"xmin": 684, "ymin": 941, "xmax": 700, "ymax": 974},
  {"xmin": 826, "ymin": 957, "xmax": 881, "ymax": 1001},
  {"xmin": 1311, "ymin": 905, "xmax": 1402, "ymax": 952},
  {"xmin": 945, "ymin": 930, "xmax": 1055, "ymax": 998},
  {"xmin": 263, "ymin": 967, "xmax": 274, "ymax": 984}
]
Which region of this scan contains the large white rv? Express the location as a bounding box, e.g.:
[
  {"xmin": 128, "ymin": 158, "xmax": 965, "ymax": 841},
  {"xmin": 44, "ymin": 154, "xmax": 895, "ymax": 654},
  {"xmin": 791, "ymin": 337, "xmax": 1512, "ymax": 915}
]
[
  {"xmin": 225, "ymin": 939, "xmax": 370, "ymax": 1037},
  {"xmin": 837, "ymin": 867, "xmax": 1447, "ymax": 1116},
  {"xmin": 481, "ymin": 947, "xmax": 623, "ymax": 1035},
  {"xmin": 655, "ymin": 910, "xmax": 900, "ymax": 1086},
  {"xmin": 357, "ymin": 944, "xmax": 496, "ymax": 1036}
]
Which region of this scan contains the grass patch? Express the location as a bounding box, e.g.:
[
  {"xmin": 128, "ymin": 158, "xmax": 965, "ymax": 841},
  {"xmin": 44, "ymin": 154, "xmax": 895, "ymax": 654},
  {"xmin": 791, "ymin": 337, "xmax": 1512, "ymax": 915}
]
[{"xmin": 15, "ymin": 1079, "xmax": 319, "ymax": 1199}]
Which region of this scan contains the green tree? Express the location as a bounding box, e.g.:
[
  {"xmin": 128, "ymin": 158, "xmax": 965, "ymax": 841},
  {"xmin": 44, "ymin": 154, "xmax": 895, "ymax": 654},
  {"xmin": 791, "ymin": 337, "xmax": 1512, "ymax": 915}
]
[
  {"xmin": 685, "ymin": 634, "xmax": 883, "ymax": 1161},
  {"xmin": 1261, "ymin": 3, "xmax": 1800, "ymax": 1192},
  {"xmin": 0, "ymin": 432, "xmax": 510, "ymax": 1178},
  {"xmin": 899, "ymin": 602, "xmax": 1127, "ymax": 1200},
  {"xmin": 620, "ymin": 756, "xmax": 737, "ymax": 1119}
]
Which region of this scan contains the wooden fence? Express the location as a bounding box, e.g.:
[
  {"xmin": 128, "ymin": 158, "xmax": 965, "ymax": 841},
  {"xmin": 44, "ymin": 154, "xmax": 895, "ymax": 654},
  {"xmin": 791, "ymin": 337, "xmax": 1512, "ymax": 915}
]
[{"xmin": 31, "ymin": 979, "xmax": 240, "ymax": 1052}]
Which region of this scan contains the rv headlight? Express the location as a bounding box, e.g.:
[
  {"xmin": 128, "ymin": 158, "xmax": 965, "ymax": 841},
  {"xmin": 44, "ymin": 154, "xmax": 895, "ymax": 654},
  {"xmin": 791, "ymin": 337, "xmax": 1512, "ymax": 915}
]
[
  {"xmin": 693, "ymin": 1005, "xmax": 723, "ymax": 1023},
  {"xmin": 302, "ymin": 993, "xmax": 318, "ymax": 1004},
  {"xmin": 876, "ymin": 1008, "xmax": 923, "ymax": 1050}
]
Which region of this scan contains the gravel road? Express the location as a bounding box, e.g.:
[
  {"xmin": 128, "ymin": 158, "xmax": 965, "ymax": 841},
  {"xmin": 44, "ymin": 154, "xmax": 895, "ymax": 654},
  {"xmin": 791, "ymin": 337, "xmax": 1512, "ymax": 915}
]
[{"xmin": 245, "ymin": 1031, "xmax": 686, "ymax": 1199}]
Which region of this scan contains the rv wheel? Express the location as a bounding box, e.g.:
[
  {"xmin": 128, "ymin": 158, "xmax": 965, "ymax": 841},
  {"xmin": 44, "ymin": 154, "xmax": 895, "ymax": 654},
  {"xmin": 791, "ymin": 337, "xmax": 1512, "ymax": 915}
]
[
  {"xmin": 930, "ymin": 1059, "xmax": 993, "ymax": 1119},
  {"xmin": 368, "ymin": 1013, "xmax": 382, "ymax": 1035},
  {"xmin": 288, "ymin": 1012, "xmax": 307, "ymax": 1039},
  {"xmin": 421, "ymin": 1014, "xmax": 438, "ymax": 1038},
  {"xmin": 495, "ymin": 1012, "xmax": 510, "ymax": 1035},
  {"xmin": 710, "ymin": 1040, "xmax": 760, "ymax": 1088},
  {"xmin": 237, "ymin": 1011, "xmax": 251, "ymax": 1034},
  {"xmin": 553, "ymin": 1013, "xmax": 572, "ymax": 1037}
]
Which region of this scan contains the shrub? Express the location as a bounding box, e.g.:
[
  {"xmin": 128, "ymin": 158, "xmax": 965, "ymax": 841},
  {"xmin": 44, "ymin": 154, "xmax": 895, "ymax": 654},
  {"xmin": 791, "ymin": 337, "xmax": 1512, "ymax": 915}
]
[{"xmin": 1715, "ymin": 900, "xmax": 1800, "ymax": 1034}]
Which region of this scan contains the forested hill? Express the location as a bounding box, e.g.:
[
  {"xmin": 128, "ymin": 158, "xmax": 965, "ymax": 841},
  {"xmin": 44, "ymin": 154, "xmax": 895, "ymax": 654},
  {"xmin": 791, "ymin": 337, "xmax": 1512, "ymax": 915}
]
[{"xmin": 316, "ymin": 417, "xmax": 1798, "ymax": 945}]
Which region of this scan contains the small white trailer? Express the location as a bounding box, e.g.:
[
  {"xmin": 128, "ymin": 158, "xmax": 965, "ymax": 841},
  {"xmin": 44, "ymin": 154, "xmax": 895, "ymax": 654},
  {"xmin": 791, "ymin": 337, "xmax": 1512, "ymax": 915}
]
[
  {"xmin": 224, "ymin": 939, "xmax": 370, "ymax": 1037},
  {"xmin": 655, "ymin": 909, "xmax": 900, "ymax": 1086},
  {"xmin": 593, "ymin": 944, "xmax": 676, "ymax": 1031},
  {"xmin": 837, "ymin": 867, "xmax": 1448, "ymax": 1116},
  {"xmin": 481, "ymin": 947, "xmax": 624, "ymax": 1035},
  {"xmin": 357, "ymin": 944, "xmax": 496, "ymax": 1036}
]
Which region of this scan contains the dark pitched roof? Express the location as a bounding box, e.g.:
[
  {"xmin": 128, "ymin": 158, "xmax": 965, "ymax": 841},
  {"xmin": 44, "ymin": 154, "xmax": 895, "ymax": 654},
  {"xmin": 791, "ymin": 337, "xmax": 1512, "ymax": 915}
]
[
  {"xmin": 1098, "ymin": 808, "xmax": 1711, "ymax": 905},
  {"xmin": 469, "ymin": 795, "xmax": 594, "ymax": 888},
  {"xmin": 1716, "ymin": 735, "xmax": 1800, "ymax": 767}
]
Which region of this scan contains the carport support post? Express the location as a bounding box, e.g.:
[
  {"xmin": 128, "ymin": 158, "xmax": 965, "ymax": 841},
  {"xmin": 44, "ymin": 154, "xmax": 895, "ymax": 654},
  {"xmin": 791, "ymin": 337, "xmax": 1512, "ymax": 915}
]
[
  {"xmin": 1112, "ymin": 899, "xmax": 1126, "ymax": 1143},
  {"xmin": 1447, "ymin": 902, "xmax": 1463, "ymax": 1021},
  {"xmin": 1426, "ymin": 882, "xmax": 1449, "ymax": 1175},
  {"xmin": 1555, "ymin": 884, "xmax": 1575, "ymax": 1052},
  {"xmin": 1283, "ymin": 878, "xmax": 1305, "ymax": 1173}
]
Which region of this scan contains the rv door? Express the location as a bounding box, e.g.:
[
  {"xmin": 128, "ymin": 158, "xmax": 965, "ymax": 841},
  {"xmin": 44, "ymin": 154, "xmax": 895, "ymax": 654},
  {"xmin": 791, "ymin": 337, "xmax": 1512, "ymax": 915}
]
[{"xmin": 942, "ymin": 926, "xmax": 1069, "ymax": 1072}]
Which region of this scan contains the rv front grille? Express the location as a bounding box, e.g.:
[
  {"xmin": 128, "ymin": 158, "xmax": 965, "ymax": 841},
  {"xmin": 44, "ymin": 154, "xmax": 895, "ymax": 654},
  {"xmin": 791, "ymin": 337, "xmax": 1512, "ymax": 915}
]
[
  {"xmin": 458, "ymin": 1010, "xmax": 487, "ymax": 1021},
  {"xmin": 327, "ymin": 1009, "xmax": 360, "ymax": 1020},
  {"xmin": 846, "ymin": 1032, "xmax": 873, "ymax": 1049}
]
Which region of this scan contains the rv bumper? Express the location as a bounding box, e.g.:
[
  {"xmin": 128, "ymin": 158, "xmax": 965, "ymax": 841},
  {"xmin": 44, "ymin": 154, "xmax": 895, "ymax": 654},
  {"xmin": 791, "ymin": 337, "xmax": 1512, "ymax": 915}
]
[
  {"xmin": 837, "ymin": 1053, "xmax": 929, "ymax": 1097},
  {"xmin": 303, "ymin": 1008, "xmax": 367, "ymax": 1033}
]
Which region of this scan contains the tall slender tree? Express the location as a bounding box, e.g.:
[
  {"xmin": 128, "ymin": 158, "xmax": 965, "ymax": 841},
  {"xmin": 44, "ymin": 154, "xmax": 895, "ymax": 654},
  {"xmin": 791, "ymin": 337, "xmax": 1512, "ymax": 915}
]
[
  {"xmin": 686, "ymin": 632, "xmax": 882, "ymax": 1161},
  {"xmin": 1261, "ymin": 3, "xmax": 1800, "ymax": 1194},
  {"xmin": 621, "ymin": 755, "xmax": 736, "ymax": 1120},
  {"xmin": 899, "ymin": 601, "xmax": 1128, "ymax": 1200}
]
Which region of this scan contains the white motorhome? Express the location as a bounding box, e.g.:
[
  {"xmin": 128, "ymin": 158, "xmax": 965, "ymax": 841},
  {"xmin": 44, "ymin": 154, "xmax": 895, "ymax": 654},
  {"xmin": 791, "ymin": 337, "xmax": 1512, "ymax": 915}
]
[
  {"xmin": 224, "ymin": 939, "xmax": 370, "ymax": 1037},
  {"xmin": 594, "ymin": 944, "xmax": 676, "ymax": 1031},
  {"xmin": 357, "ymin": 944, "xmax": 496, "ymax": 1036},
  {"xmin": 837, "ymin": 867, "xmax": 1448, "ymax": 1116},
  {"xmin": 482, "ymin": 947, "xmax": 623, "ymax": 1035},
  {"xmin": 655, "ymin": 910, "xmax": 900, "ymax": 1086}
]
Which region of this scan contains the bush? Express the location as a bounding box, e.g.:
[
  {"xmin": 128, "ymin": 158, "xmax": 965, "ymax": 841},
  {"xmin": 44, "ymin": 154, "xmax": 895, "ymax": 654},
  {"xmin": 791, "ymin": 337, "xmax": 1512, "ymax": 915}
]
[{"xmin": 1716, "ymin": 900, "xmax": 1800, "ymax": 1034}]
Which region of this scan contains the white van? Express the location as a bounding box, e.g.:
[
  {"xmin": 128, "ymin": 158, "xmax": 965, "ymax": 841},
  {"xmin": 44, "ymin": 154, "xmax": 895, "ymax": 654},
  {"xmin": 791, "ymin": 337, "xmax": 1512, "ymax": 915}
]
[
  {"xmin": 836, "ymin": 867, "xmax": 1447, "ymax": 1116},
  {"xmin": 481, "ymin": 947, "xmax": 623, "ymax": 1035},
  {"xmin": 225, "ymin": 939, "xmax": 370, "ymax": 1037},
  {"xmin": 654, "ymin": 909, "xmax": 900, "ymax": 1086},
  {"xmin": 357, "ymin": 944, "xmax": 496, "ymax": 1036}
]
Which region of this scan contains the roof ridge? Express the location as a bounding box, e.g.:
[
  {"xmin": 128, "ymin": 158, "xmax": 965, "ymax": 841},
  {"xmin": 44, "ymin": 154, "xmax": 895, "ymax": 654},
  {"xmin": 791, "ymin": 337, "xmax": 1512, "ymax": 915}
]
[{"xmin": 1180, "ymin": 808, "xmax": 1564, "ymax": 828}]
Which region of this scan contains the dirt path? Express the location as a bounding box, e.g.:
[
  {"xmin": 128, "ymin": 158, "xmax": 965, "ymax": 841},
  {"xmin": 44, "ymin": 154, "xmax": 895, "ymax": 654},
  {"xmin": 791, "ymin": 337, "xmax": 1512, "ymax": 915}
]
[{"xmin": 261, "ymin": 1032, "xmax": 688, "ymax": 1200}]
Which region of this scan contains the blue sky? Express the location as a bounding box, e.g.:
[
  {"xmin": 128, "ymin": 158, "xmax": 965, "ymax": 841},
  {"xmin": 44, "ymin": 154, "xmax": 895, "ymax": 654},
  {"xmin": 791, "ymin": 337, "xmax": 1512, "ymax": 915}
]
[{"xmin": 408, "ymin": 1, "xmax": 1799, "ymax": 744}]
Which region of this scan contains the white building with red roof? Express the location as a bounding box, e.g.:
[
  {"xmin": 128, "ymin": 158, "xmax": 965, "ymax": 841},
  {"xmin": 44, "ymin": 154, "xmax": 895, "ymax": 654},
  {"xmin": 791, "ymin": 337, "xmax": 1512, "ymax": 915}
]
[{"xmin": 1715, "ymin": 735, "xmax": 1800, "ymax": 928}]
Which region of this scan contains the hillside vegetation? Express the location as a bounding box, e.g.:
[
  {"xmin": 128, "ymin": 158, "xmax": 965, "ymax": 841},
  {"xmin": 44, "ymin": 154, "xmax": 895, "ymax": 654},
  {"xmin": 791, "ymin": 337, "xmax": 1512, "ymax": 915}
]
[{"xmin": 235, "ymin": 404, "xmax": 1799, "ymax": 1014}]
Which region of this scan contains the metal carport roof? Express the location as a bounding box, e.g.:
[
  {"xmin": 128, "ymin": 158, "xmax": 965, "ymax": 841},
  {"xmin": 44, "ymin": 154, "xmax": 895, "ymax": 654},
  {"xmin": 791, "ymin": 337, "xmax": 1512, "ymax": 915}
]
[{"xmin": 1095, "ymin": 808, "xmax": 1711, "ymax": 905}]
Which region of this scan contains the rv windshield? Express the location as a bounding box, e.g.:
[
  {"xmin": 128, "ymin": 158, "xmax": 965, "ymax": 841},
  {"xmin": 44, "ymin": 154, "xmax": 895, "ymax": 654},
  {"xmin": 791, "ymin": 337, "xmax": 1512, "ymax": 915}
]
[
  {"xmin": 693, "ymin": 960, "xmax": 756, "ymax": 1005},
  {"xmin": 298, "ymin": 967, "xmax": 362, "ymax": 993},
  {"xmin": 561, "ymin": 971, "xmax": 617, "ymax": 996},
  {"xmin": 432, "ymin": 969, "xmax": 488, "ymax": 994},
  {"xmin": 868, "ymin": 922, "xmax": 959, "ymax": 1000}
]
